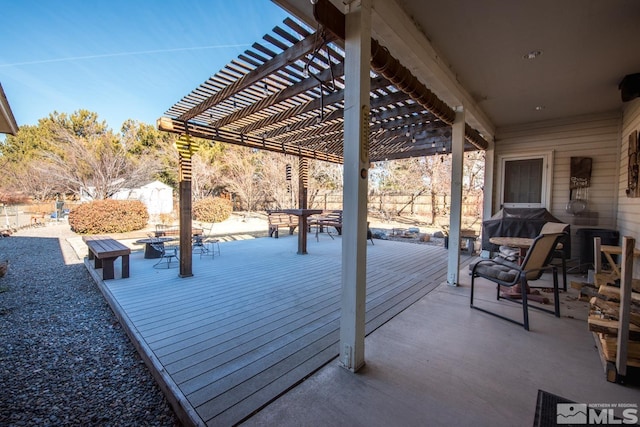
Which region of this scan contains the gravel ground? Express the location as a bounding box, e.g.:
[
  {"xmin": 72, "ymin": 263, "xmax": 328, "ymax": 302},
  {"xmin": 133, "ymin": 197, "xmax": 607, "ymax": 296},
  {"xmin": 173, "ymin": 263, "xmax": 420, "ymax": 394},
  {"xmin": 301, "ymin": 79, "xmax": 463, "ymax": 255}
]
[{"xmin": 0, "ymin": 224, "xmax": 179, "ymax": 426}]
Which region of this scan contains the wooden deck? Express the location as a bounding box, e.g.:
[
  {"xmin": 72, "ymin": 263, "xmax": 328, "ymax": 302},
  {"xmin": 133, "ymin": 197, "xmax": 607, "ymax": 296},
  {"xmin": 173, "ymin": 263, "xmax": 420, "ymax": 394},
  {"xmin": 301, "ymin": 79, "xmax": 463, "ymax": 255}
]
[{"xmin": 85, "ymin": 232, "xmax": 469, "ymax": 426}]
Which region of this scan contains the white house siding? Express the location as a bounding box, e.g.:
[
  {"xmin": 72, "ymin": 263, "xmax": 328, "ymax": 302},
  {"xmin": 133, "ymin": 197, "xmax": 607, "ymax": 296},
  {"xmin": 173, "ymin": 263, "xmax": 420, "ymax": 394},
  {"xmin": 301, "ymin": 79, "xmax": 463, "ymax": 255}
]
[
  {"xmin": 494, "ymin": 112, "xmax": 622, "ymax": 260},
  {"xmin": 619, "ymin": 98, "xmax": 640, "ymax": 273}
]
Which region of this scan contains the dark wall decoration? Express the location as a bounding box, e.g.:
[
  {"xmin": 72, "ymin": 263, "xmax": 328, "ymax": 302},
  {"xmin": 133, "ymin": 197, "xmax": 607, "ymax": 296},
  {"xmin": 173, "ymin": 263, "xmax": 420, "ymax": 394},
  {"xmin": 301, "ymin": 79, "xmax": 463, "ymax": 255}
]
[
  {"xmin": 570, "ymin": 157, "xmax": 593, "ymax": 190},
  {"xmin": 627, "ymin": 130, "xmax": 640, "ymax": 198},
  {"xmin": 567, "ymin": 156, "xmax": 592, "ymax": 216}
]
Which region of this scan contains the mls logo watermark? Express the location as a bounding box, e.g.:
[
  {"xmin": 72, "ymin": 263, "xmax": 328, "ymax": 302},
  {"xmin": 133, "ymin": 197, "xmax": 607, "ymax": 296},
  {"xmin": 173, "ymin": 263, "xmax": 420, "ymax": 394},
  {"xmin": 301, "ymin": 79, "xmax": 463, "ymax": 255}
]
[
  {"xmin": 557, "ymin": 403, "xmax": 639, "ymax": 425},
  {"xmin": 557, "ymin": 404, "xmax": 587, "ymax": 424}
]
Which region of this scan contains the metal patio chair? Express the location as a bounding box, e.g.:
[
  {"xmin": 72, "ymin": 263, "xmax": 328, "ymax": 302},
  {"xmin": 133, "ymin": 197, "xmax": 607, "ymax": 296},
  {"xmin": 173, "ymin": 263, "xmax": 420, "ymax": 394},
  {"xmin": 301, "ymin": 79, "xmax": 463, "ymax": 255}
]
[
  {"xmin": 194, "ymin": 223, "xmax": 221, "ymax": 258},
  {"xmin": 152, "ymin": 242, "xmax": 179, "ymax": 269}
]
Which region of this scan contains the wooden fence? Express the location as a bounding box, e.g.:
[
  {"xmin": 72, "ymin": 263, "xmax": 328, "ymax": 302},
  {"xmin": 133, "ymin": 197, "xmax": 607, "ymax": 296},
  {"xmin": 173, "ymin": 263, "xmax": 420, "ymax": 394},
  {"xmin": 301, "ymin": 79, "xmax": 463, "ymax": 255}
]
[
  {"xmin": 1, "ymin": 202, "xmax": 80, "ymax": 230},
  {"xmin": 308, "ymin": 192, "xmax": 483, "ymax": 218}
]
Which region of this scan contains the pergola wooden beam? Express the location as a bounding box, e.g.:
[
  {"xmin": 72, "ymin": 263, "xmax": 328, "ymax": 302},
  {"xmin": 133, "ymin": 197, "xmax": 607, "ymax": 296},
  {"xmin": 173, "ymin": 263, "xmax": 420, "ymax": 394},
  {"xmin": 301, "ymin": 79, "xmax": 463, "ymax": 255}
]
[{"xmin": 157, "ymin": 117, "xmax": 343, "ymax": 164}]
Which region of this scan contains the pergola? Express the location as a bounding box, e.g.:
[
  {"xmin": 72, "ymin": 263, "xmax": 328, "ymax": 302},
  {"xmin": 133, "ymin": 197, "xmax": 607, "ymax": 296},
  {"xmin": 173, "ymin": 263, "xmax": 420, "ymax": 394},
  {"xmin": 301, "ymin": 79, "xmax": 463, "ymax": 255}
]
[
  {"xmin": 158, "ymin": 0, "xmax": 488, "ymax": 371},
  {"xmin": 158, "ymin": 15, "xmax": 488, "ymax": 162}
]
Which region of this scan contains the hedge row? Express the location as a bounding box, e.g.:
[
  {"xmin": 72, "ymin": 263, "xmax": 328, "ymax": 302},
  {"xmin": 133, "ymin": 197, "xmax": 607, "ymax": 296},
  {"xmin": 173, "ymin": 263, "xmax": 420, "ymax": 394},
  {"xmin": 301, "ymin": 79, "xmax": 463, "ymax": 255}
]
[
  {"xmin": 68, "ymin": 200, "xmax": 149, "ymax": 234},
  {"xmin": 68, "ymin": 197, "xmax": 232, "ymax": 234},
  {"xmin": 192, "ymin": 197, "xmax": 232, "ymax": 223}
]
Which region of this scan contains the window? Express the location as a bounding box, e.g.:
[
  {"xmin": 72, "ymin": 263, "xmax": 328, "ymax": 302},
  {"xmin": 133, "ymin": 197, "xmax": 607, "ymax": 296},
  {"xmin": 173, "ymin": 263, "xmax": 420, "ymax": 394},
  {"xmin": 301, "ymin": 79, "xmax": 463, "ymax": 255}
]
[{"xmin": 499, "ymin": 152, "xmax": 553, "ymax": 208}]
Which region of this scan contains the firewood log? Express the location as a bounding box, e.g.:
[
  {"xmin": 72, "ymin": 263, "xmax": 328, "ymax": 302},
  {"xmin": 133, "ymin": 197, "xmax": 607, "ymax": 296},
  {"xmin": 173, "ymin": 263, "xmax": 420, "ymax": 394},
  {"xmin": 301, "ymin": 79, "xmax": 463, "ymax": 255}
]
[
  {"xmin": 590, "ymin": 297, "xmax": 640, "ymax": 327},
  {"xmin": 588, "ymin": 315, "xmax": 640, "ymax": 341}
]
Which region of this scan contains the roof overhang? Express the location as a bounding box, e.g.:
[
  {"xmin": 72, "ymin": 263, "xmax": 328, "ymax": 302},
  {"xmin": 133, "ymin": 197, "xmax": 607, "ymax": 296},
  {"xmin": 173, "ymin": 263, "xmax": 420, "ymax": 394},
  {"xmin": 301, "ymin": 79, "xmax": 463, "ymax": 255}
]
[{"xmin": 0, "ymin": 83, "xmax": 18, "ymax": 136}]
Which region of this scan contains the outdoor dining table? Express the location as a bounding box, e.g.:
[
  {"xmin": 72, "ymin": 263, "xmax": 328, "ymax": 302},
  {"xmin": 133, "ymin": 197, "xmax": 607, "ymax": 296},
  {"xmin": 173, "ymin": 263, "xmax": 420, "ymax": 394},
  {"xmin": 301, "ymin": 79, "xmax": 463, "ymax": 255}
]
[{"xmin": 281, "ymin": 209, "xmax": 323, "ymax": 254}]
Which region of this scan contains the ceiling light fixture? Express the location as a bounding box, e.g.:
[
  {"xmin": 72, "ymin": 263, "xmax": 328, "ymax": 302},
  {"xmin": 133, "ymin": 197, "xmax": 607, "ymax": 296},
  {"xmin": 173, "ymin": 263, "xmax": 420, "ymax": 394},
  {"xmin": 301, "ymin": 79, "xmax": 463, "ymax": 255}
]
[
  {"xmin": 535, "ymin": 105, "xmax": 545, "ymax": 111},
  {"xmin": 524, "ymin": 50, "xmax": 542, "ymax": 60}
]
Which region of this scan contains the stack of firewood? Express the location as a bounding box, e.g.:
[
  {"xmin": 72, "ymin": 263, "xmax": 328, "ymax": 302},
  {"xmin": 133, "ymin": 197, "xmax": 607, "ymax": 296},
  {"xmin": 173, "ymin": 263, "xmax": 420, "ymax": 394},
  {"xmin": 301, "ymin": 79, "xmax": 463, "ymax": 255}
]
[{"xmin": 581, "ymin": 275, "xmax": 640, "ymax": 368}]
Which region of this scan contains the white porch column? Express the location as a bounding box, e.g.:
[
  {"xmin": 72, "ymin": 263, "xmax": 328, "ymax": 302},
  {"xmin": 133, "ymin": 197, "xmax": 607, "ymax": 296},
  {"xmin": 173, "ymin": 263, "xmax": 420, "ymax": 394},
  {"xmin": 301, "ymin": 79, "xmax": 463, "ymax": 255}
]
[
  {"xmin": 447, "ymin": 108, "xmax": 465, "ymax": 285},
  {"xmin": 480, "ymin": 139, "xmax": 495, "ymax": 258},
  {"xmin": 340, "ymin": 0, "xmax": 371, "ymax": 372}
]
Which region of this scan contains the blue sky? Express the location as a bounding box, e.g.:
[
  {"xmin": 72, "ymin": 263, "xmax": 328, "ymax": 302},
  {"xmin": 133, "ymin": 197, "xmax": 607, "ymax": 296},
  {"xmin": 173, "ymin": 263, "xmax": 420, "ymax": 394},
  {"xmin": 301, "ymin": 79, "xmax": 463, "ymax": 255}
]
[{"xmin": 0, "ymin": 0, "xmax": 291, "ymax": 132}]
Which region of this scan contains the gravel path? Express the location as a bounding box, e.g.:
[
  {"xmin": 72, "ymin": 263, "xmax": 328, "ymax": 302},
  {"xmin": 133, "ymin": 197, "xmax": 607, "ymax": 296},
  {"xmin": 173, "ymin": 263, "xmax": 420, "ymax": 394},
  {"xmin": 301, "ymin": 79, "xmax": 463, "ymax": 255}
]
[{"xmin": 0, "ymin": 224, "xmax": 179, "ymax": 426}]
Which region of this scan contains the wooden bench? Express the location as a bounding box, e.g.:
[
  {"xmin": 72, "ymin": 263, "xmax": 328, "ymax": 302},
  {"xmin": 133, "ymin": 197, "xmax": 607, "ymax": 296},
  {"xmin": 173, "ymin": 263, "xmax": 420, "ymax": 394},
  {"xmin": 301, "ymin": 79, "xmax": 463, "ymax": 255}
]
[
  {"xmin": 309, "ymin": 210, "xmax": 343, "ymax": 237},
  {"xmin": 266, "ymin": 211, "xmax": 298, "ymax": 238},
  {"xmin": 83, "ymin": 236, "xmax": 131, "ymax": 280}
]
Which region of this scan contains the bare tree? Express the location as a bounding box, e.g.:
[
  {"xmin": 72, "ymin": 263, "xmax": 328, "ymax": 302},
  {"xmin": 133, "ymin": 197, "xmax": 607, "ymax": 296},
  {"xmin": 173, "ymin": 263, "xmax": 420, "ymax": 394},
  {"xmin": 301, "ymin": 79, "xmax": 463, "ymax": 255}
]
[
  {"xmin": 219, "ymin": 147, "xmax": 265, "ymax": 212},
  {"xmin": 259, "ymin": 153, "xmax": 297, "ymax": 209},
  {"xmin": 419, "ymin": 155, "xmax": 451, "ymax": 224},
  {"xmin": 462, "ymin": 151, "xmax": 485, "ymax": 222},
  {"xmin": 14, "ymin": 161, "xmax": 61, "ymax": 201},
  {"xmin": 42, "ymin": 126, "xmax": 154, "ymax": 199},
  {"xmin": 188, "ymin": 141, "xmax": 239, "ymax": 202},
  {"xmin": 308, "ymin": 160, "xmax": 342, "ymax": 208}
]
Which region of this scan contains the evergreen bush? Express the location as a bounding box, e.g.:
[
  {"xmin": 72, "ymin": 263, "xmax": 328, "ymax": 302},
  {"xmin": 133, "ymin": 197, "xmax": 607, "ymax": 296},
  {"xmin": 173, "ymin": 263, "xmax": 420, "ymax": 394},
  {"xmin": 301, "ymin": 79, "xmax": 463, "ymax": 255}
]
[
  {"xmin": 68, "ymin": 199, "xmax": 149, "ymax": 234},
  {"xmin": 193, "ymin": 197, "xmax": 232, "ymax": 223}
]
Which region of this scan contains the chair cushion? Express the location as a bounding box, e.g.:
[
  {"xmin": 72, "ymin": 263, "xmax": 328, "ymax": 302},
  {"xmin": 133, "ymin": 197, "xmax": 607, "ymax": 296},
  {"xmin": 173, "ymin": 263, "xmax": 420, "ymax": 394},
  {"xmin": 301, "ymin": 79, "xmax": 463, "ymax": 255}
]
[{"xmin": 475, "ymin": 259, "xmax": 520, "ymax": 283}]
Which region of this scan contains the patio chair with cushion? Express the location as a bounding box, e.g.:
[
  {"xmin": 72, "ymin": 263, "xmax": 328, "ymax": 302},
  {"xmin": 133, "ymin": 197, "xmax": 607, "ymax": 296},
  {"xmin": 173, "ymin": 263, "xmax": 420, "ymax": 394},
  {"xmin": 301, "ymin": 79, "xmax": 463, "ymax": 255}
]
[
  {"xmin": 539, "ymin": 222, "xmax": 570, "ymax": 291},
  {"xmin": 493, "ymin": 221, "xmax": 569, "ymax": 290},
  {"xmin": 470, "ymin": 230, "xmax": 565, "ymax": 330}
]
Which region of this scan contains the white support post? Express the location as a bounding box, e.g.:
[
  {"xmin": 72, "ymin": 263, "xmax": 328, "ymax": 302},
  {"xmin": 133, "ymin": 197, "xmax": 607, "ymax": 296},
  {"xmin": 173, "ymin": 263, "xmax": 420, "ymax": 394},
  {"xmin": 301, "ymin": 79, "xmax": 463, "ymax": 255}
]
[
  {"xmin": 340, "ymin": 0, "xmax": 371, "ymax": 373},
  {"xmin": 480, "ymin": 139, "xmax": 494, "ymax": 259},
  {"xmin": 447, "ymin": 108, "xmax": 465, "ymax": 285}
]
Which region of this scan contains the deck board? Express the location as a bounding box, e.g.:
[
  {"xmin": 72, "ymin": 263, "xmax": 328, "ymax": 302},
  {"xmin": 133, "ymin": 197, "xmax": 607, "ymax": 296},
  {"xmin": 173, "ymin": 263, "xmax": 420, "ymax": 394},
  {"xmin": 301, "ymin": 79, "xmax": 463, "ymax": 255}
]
[{"xmin": 90, "ymin": 232, "xmax": 467, "ymax": 426}]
